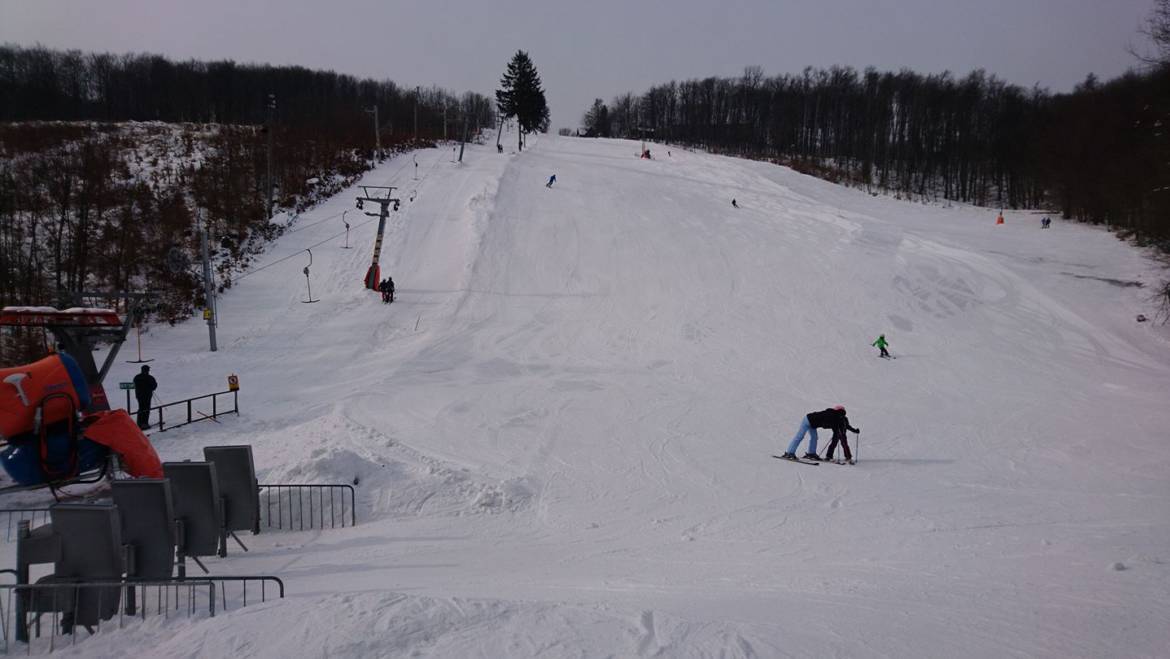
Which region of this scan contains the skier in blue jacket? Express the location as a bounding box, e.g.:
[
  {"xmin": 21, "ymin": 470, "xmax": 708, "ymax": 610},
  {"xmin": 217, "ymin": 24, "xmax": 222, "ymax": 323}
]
[{"xmin": 546, "ymin": 174, "xmax": 556, "ymax": 188}]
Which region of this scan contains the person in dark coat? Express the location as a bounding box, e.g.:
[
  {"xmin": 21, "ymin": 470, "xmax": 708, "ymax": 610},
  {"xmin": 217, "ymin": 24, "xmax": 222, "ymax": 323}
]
[
  {"xmin": 386, "ymin": 276, "xmax": 395, "ymax": 303},
  {"xmin": 378, "ymin": 279, "xmax": 390, "ymax": 303},
  {"xmin": 779, "ymin": 405, "xmax": 858, "ymax": 461},
  {"xmin": 824, "ymin": 424, "xmax": 858, "ymax": 464},
  {"xmin": 132, "ymin": 365, "xmax": 157, "ymax": 430}
]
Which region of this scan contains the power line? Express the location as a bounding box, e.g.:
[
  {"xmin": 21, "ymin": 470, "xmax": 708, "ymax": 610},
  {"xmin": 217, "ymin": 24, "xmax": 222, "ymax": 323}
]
[
  {"xmin": 232, "ymin": 148, "xmax": 445, "ymax": 285},
  {"xmin": 235, "ymin": 216, "xmax": 381, "ymax": 283}
]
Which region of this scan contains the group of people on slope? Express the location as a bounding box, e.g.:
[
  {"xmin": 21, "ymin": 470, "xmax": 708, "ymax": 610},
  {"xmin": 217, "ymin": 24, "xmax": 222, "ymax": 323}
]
[
  {"xmin": 777, "ymin": 335, "xmax": 892, "ymax": 463},
  {"xmin": 779, "ymin": 405, "xmax": 860, "ymax": 464},
  {"xmin": 378, "ymin": 276, "xmax": 395, "ymax": 304}
]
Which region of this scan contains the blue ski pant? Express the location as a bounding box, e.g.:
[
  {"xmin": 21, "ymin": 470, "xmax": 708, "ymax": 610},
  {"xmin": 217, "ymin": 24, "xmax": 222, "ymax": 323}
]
[{"xmin": 786, "ymin": 416, "xmax": 818, "ymax": 455}]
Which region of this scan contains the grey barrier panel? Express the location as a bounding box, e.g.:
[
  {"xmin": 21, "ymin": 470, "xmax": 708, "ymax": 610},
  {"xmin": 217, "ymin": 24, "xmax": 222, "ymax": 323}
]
[
  {"xmin": 161, "ymin": 463, "xmax": 222, "ymax": 558},
  {"xmin": 34, "ymin": 505, "xmax": 124, "ymax": 626},
  {"xmin": 110, "ymin": 480, "xmax": 176, "ymax": 580},
  {"xmin": 203, "ymin": 446, "xmax": 258, "ymax": 533}
]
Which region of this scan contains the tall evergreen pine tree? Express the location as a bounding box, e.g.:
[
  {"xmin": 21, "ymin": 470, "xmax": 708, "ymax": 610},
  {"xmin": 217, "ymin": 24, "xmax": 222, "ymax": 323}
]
[{"xmin": 496, "ymin": 51, "xmax": 550, "ymax": 152}]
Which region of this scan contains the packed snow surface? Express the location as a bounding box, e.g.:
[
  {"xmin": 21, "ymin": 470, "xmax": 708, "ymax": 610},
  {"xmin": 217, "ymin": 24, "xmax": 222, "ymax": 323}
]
[{"xmin": 60, "ymin": 135, "xmax": 1170, "ymax": 656}]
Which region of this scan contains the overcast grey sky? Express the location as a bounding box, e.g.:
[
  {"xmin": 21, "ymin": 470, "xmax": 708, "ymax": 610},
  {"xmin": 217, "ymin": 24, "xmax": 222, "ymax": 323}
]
[{"xmin": 0, "ymin": 0, "xmax": 1158, "ymax": 129}]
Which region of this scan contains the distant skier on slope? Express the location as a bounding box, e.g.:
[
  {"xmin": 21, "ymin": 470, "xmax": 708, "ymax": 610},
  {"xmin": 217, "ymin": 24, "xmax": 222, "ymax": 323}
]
[
  {"xmin": 779, "ymin": 406, "xmax": 858, "ymax": 461},
  {"xmin": 546, "ymin": 174, "xmax": 557, "ymax": 188},
  {"xmin": 872, "ymin": 334, "xmax": 890, "ymax": 358},
  {"xmin": 731, "ymin": 198, "xmax": 739, "ymax": 208},
  {"xmin": 378, "ymin": 278, "xmax": 394, "ymax": 304}
]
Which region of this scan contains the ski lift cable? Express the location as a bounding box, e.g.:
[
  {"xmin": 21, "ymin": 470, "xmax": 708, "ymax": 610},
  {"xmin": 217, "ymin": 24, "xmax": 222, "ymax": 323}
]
[
  {"xmin": 284, "ymin": 148, "xmax": 427, "ymax": 235},
  {"xmin": 233, "ymin": 215, "xmax": 381, "ymax": 284},
  {"xmin": 235, "ymin": 148, "xmax": 439, "ymax": 285}
]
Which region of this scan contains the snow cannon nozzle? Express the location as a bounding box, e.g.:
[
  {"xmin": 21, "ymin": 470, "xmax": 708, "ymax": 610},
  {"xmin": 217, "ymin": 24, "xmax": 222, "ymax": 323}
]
[{"xmin": 3, "ymin": 373, "xmax": 30, "ymax": 407}]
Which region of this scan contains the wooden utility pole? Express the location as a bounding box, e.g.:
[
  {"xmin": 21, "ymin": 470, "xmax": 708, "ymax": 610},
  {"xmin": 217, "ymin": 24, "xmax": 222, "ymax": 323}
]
[{"xmin": 200, "ymin": 218, "xmax": 217, "ymax": 352}]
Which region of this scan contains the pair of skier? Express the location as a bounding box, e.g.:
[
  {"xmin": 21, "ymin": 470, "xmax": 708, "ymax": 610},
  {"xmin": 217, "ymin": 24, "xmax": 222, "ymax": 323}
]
[
  {"xmin": 378, "ymin": 277, "xmax": 395, "ymax": 304},
  {"xmin": 779, "ymin": 406, "xmax": 859, "ymax": 463}
]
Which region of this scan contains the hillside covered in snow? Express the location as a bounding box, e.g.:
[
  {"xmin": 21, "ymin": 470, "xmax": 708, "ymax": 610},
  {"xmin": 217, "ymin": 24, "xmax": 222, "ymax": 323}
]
[{"xmin": 50, "ymin": 134, "xmax": 1170, "ymax": 657}]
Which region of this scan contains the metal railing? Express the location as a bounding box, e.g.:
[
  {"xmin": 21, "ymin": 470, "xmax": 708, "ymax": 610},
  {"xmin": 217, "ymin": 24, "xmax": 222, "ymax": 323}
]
[
  {"xmin": 258, "ymin": 484, "xmax": 357, "ymax": 531},
  {"xmin": 135, "ymin": 389, "xmax": 239, "ymax": 433},
  {"xmin": 0, "ymin": 512, "xmax": 50, "ymax": 544},
  {"xmin": 203, "ymin": 576, "xmax": 284, "ymax": 611},
  {"xmin": 0, "ymin": 580, "xmax": 215, "ymax": 654},
  {"xmin": 0, "ymin": 576, "xmax": 286, "ymax": 654}
]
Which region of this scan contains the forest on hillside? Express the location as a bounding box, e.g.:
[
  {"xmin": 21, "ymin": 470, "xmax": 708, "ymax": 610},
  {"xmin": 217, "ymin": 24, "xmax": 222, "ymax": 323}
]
[{"xmin": 0, "ymin": 45, "xmax": 497, "ymax": 359}]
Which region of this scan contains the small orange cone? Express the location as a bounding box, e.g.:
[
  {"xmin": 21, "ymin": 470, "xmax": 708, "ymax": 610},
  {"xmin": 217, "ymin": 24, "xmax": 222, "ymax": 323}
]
[{"xmin": 996, "ymin": 213, "xmax": 1004, "ymax": 225}]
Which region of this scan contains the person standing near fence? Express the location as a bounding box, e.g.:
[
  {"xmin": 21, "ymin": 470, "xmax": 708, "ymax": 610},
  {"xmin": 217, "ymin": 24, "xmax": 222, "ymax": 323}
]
[{"xmin": 133, "ymin": 365, "xmax": 157, "ymax": 429}]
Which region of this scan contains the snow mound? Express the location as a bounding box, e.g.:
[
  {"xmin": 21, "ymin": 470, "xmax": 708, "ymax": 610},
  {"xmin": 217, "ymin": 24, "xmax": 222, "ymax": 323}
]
[{"xmin": 249, "ymin": 410, "xmax": 533, "ymax": 519}]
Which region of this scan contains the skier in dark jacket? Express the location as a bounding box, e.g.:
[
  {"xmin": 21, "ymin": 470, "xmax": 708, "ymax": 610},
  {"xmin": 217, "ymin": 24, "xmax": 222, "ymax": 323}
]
[
  {"xmin": 377, "ymin": 279, "xmax": 389, "ymax": 303},
  {"xmin": 386, "ymin": 276, "xmax": 395, "ymax": 303},
  {"xmin": 132, "ymin": 365, "xmax": 157, "ymax": 429},
  {"xmin": 780, "ymin": 406, "xmax": 858, "ymax": 461},
  {"xmin": 824, "ymin": 423, "xmax": 860, "ymax": 464}
]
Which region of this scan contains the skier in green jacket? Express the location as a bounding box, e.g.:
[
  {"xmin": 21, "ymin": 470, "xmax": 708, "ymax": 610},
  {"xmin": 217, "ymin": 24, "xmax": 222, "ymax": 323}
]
[{"xmin": 872, "ymin": 334, "xmax": 890, "ymax": 358}]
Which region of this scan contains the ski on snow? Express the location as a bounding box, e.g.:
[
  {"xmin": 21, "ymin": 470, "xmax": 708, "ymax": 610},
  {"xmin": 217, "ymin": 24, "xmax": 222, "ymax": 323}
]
[{"xmin": 771, "ymin": 455, "xmax": 820, "ymax": 465}]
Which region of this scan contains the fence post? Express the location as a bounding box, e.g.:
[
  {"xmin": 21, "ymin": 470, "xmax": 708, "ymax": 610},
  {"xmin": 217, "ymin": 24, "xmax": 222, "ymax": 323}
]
[{"xmin": 187, "ymin": 400, "xmax": 192, "ymax": 425}]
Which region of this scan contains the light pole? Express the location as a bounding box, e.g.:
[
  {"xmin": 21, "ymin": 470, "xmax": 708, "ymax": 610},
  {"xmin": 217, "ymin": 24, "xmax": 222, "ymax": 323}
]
[
  {"xmin": 266, "ymin": 93, "xmax": 276, "ymax": 219},
  {"xmin": 341, "ymin": 210, "xmax": 351, "ymax": 248},
  {"xmin": 365, "ymin": 105, "xmax": 380, "ymax": 156}
]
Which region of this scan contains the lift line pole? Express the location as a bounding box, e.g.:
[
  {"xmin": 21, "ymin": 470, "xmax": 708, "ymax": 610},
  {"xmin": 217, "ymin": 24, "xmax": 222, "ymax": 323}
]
[{"xmin": 355, "ymin": 186, "xmax": 400, "ymax": 290}]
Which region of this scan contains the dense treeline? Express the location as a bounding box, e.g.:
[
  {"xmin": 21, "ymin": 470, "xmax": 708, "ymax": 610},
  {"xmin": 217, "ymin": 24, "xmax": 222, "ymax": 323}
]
[
  {"xmin": 0, "ymin": 122, "xmax": 327, "ymax": 326},
  {"xmin": 0, "ymin": 44, "xmax": 497, "ymax": 361},
  {"xmin": 0, "ymin": 44, "xmax": 496, "ymax": 139},
  {"xmin": 584, "ymin": 64, "xmax": 1170, "ymax": 251}
]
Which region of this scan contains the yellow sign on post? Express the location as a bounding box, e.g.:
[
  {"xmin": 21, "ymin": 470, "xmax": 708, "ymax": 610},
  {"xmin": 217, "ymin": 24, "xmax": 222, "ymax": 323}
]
[
  {"xmin": 203, "ymin": 308, "xmax": 213, "ymax": 320},
  {"xmin": 227, "ymin": 374, "xmax": 240, "ymax": 391}
]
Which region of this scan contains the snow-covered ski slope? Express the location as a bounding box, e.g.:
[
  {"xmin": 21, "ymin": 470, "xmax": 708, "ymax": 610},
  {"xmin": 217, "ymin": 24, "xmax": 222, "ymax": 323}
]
[{"xmin": 83, "ymin": 135, "xmax": 1170, "ymax": 657}]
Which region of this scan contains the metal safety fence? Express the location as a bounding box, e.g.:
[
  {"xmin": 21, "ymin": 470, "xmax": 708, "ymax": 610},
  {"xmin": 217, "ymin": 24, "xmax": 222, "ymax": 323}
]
[
  {"xmin": 0, "ymin": 512, "xmax": 50, "ymax": 544},
  {"xmin": 257, "ymin": 484, "xmax": 356, "ymax": 531},
  {"xmin": 0, "ymin": 575, "xmax": 285, "ymax": 655}
]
